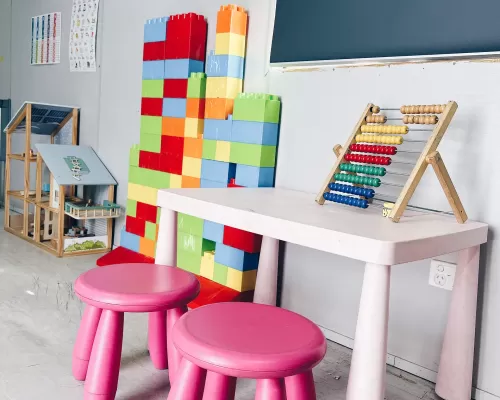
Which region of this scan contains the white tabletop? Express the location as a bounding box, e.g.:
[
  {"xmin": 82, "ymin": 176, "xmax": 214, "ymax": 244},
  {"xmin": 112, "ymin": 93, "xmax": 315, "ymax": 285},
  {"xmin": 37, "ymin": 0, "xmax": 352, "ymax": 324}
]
[{"xmin": 157, "ymin": 188, "xmax": 488, "ymax": 265}]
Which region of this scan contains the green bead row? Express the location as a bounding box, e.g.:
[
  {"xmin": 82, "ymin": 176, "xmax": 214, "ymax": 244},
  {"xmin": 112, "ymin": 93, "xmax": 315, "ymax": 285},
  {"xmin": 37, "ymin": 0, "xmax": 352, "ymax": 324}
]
[
  {"xmin": 340, "ymin": 163, "xmax": 386, "ymax": 176},
  {"xmin": 334, "ymin": 173, "xmax": 381, "ymax": 187}
]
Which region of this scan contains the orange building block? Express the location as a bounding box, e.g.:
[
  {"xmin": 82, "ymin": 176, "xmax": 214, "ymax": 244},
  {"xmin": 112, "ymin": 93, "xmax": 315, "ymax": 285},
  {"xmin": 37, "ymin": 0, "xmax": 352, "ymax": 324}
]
[
  {"xmin": 184, "ymin": 137, "xmax": 203, "ymax": 158},
  {"xmin": 182, "ymin": 176, "xmax": 201, "ymax": 188},
  {"xmin": 216, "ymin": 5, "xmax": 248, "ymax": 35},
  {"xmin": 139, "ymin": 236, "xmax": 156, "ymax": 258},
  {"xmin": 162, "ymin": 117, "xmax": 185, "ymax": 137},
  {"xmin": 186, "ymin": 98, "xmax": 206, "ymax": 119},
  {"xmin": 205, "ymin": 98, "xmax": 234, "ymax": 120}
]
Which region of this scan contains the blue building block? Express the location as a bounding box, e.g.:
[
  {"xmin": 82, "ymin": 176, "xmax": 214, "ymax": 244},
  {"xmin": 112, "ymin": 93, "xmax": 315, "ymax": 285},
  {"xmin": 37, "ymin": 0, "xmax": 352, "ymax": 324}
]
[
  {"xmin": 235, "ymin": 165, "xmax": 275, "ymax": 188},
  {"xmin": 203, "ymin": 118, "xmax": 232, "ymax": 141},
  {"xmin": 201, "ymin": 179, "xmax": 227, "ymax": 188},
  {"xmin": 215, "ymin": 242, "xmax": 260, "ymax": 271},
  {"xmin": 143, "ymin": 61, "xmax": 165, "ymax": 80},
  {"xmin": 203, "ymin": 220, "xmax": 224, "ymax": 243},
  {"xmin": 206, "ymin": 51, "xmax": 244, "ymax": 79},
  {"xmin": 144, "ymin": 17, "xmax": 168, "ymax": 43},
  {"xmin": 231, "ymin": 120, "xmax": 279, "ymax": 146},
  {"xmin": 201, "ymin": 159, "xmax": 236, "ymax": 183},
  {"xmin": 120, "ymin": 227, "xmax": 140, "ymax": 252},
  {"xmin": 162, "ymin": 98, "xmax": 187, "ymax": 118},
  {"xmin": 164, "ymin": 59, "xmax": 204, "ymax": 79}
]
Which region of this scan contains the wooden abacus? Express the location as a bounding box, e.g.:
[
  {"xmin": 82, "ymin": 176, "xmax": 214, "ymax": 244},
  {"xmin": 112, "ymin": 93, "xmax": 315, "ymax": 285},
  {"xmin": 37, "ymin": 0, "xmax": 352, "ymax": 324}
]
[{"xmin": 316, "ymin": 101, "xmax": 468, "ymax": 223}]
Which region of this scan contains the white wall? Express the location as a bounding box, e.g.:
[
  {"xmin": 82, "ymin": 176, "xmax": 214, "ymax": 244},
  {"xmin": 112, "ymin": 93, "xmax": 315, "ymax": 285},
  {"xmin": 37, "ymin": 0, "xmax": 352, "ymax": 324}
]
[
  {"xmin": 0, "ymin": 0, "xmax": 11, "ymax": 99},
  {"xmin": 96, "ymin": 0, "xmax": 273, "ymax": 243}
]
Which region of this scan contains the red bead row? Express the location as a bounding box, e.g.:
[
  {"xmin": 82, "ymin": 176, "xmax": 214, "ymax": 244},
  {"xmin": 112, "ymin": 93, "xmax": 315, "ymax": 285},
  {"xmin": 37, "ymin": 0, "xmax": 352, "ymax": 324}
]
[
  {"xmin": 349, "ymin": 144, "xmax": 397, "ymax": 155},
  {"xmin": 344, "ymin": 154, "xmax": 392, "ymax": 166}
]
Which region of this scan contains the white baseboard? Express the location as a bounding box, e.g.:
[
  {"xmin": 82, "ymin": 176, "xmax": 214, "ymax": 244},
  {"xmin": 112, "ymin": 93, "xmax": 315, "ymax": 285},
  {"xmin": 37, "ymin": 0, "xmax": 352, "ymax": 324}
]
[{"xmin": 318, "ymin": 325, "xmax": 499, "ymax": 400}]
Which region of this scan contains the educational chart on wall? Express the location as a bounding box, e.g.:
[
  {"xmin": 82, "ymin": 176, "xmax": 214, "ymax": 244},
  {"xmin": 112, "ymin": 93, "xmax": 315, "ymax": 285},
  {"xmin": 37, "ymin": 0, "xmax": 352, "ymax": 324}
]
[
  {"xmin": 69, "ymin": 0, "xmax": 99, "ymax": 72},
  {"xmin": 30, "ymin": 12, "xmax": 61, "ymax": 65}
]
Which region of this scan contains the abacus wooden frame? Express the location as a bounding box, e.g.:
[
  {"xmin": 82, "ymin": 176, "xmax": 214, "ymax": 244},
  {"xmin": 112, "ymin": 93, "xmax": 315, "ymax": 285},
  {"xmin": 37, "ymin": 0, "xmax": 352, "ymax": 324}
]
[{"xmin": 316, "ymin": 101, "xmax": 468, "ymax": 223}]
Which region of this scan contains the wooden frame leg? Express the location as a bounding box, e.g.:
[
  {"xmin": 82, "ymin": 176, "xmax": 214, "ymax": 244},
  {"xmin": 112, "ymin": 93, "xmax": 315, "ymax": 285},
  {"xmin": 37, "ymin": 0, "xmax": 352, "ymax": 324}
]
[
  {"xmin": 435, "ymin": 246, "xmax": 480, "ymax": 400},
  {"xmin": 254, "ymin": 236, "xmax": 279, "ymax": 305},
  {"xmin": 155, "ymin": 207, "xmax": 177, "ymax": 266},
  {"xmin": 346, "ymin": 263, "xmax": 391, "ymax": 400}
]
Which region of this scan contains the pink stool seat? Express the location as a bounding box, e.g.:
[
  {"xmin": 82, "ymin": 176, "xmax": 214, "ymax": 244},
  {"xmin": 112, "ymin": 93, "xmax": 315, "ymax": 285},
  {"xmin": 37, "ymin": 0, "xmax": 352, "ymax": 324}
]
[
  {"xmin": 168, "ymin": 303, "xmax": 327, "ymax": 400},
  {"xmin": 75, "ymin": 263, "xmax": 199, "ymax": 312}
]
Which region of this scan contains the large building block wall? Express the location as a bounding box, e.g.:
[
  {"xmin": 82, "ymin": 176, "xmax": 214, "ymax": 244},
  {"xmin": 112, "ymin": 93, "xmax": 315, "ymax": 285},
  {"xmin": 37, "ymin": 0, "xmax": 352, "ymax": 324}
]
[{"xmin": 115, "ymin": 5, "xmax": 281, "ymax": 302}]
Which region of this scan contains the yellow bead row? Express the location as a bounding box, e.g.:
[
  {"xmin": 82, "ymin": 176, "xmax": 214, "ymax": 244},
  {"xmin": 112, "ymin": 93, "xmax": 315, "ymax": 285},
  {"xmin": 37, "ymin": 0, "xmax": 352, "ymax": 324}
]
[
  {"xmin": 361, "ymin": 125, "xmax": 409, "ymax": 134},
  {"xmin": 355, "ymin": 134, "xmax": 403, "ymax": 145}
]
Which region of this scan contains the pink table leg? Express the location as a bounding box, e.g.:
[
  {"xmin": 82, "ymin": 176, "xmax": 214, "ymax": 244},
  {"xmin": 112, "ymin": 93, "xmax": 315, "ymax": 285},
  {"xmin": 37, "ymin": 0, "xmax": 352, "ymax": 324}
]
[
  {"xmin": 346, "ymin": 263, "xmax": 391, "ymax": 400},
  {"xmin": 436, "ymin": 246, "xmax": 480, "ymax": 400},
  {"xmin": 148, "ymin": 310, "xmax": 168, "ymax": 370},
  {"xmin": 167, "ymin": 306, "xmax": 188, "ymax": 384},
  {"xmin": 84, "ymin": 310, "xmax": 124, "ymax": 400},
  {"xmin": 155, "ymin": 208, "xmax": 177, "ymax": 266},
  {"xmin": 73, "ymin": 305, "xmax": 102, "ymax": 380},
  {"xmin": 254, "ymin": 236, "xmax": 279, "ymax": 305},
  {"xmin": 168, "ymin": 358, "xmax": 207, "ymax": 400},
  {"xmin": 285, "ymin": 371, "xmax": 316, "ymax": 400},
  {"xmin": 255, "ymin": 378, "xmax": 286, "ymax": 400},
  {"xmin": 203, "ymin": 371, "xmax": 236, "ymax": 400}
]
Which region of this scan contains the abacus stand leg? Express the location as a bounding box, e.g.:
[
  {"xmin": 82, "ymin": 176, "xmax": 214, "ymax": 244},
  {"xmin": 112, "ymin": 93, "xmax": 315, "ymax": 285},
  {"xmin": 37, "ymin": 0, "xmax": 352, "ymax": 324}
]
[
  {"xmin": 435, "ymin": 246, "xmax": 480, "ymax": 400},
  {"xmin": 155, "ymin": 207, "xmax": 177, "ymax": 266},
  {"xmin": 253, "ymin": 236, "xmax": 279, "ymax": 306},
  {"xmin": 346, "ymin": 263, "xmax": 391, "ymax": 400}
]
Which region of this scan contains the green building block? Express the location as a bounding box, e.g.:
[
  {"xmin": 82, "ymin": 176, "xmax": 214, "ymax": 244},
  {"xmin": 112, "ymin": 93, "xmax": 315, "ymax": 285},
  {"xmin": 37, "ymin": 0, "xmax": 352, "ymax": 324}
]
[
  {"xmin": 202, "ymin": 140, "xmax": 217, "ymax": 160},
  {"xmin": 129, "ymin": 166, "xmax": 141, "ymax": 185},
  {"xmin": 141, "ymin": 116, "xmax": 162, "ymax": 134},
  {"xmin": 177, "ymin": 248, "xmax": 202, "ymax": 274},
  {"xmin": 187, "ymin": 72, "xmax": 207, "ymax": 98},
  {"xmin": 178, "ymin": 213, "xmax": 204, "ymax": 236},
  {"xmin": 177, "ymin": 231, "xmax": 216, "ymax": 256},
  {"xmin": 213, "ymin": 262, "xmax": 229, "ymax": 285},
  {"xmin": 129, "ymin": 145, "xmax": 140, "ymax": 167},
  {"xmin": 145, "ymin": 221, "xmax": 157, "ymax": 241},
  {"xmin": 140, "ymin": 132, "xmax": 162, "ymax": 153},
  {"xmin": 126, "ymin": 199, "xmax": 137, "ymax": 217},
  {"xmin": 230, "ymin": 143, "xmax": 277, "ymax": 167},
  {"xmin": 233, "ymin": 93, "xmax": 281, "ymax": 123},
  {"xmin": 142, "ymin": 80, "xmax": 164, "ymax": 98},
  {"xmin": 129, "ymin": 166, "xmax": 170, "ymax": 189}
]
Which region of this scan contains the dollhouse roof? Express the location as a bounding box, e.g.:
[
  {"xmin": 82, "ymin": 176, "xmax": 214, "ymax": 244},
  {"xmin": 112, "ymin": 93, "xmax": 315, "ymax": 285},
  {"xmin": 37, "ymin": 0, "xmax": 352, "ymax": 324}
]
[
  {"xmin": 35, "ymin": 144, "xmax": 117, "ymax": 186},
  {"xmin": 4, "ymin": 102, "xmax": 79, "ymax": 135}
]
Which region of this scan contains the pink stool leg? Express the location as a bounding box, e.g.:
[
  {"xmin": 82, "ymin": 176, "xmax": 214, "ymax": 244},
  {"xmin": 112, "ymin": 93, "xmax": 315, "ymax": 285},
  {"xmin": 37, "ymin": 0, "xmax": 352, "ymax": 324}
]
[
  {"xmin": 167, "ymin": 358, "xmax": 206, "ymax": 400},
  {"xmin": 73, "ymin": 305, "xmax": 102, "ymax": 380},
  {"xmin": 84, "ymin": 310, "xmax": 124, "ymax": 400},
  {"xmin": 148, "ymin": 310, "xmax": 168, "ymax": 370},
  {"xmin": 255, "ymin": 378, "xmax": 286, "ymax": 400},
  {"xmin": 167, "ymin": 306, "xmax": 188, "ymax": 383},
  {"xmin": 436, "ymin": 246, "xmax": 480, "ymax": 400},
  {"xmin": 285, "ymin": 371, "xmax": 316, "ymax": 400},
  {"xmin": 203, "ymin": 371, "xmax": 236, "ymax": 400}
]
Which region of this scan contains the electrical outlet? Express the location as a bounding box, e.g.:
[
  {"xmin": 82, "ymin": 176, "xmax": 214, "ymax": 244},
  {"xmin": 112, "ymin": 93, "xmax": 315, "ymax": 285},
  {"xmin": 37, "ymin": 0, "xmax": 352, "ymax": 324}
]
[{"xmin": 429, "ymin": 260, "xmax": 456, "ymax": 291}]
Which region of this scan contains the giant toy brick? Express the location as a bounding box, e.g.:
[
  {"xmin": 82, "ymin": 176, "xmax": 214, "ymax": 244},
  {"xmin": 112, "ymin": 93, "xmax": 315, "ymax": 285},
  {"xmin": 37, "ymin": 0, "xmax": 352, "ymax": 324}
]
[
  {"xmin": 214, "ymin": 242, "xmax": 259, "ymax": 271},
  {"xmin": 215, "ymin": 33, "xmax": 246, "ymax": 57},
  {"xmin": 203, "ymin": 118, "xmax": 232, "ymax": 141},
  {"xmin": 233, "ymin": 93, "xmax": 281, "ymax": 123},
  {"xmin": 216, "ymin": 5, "xmax": 248, "ymax": 35},
  {"xmin": 144, "ymin": 17, "xmax": 168, "ymax": 43},
  {"xmin": 186, "ymin": 98, "xmax": 206, "ymax": 118},
  {"xmin": 235, "ymin": 164, "xmax": 274, "ymax": 187},
  {"xmin": 164, "ymin": 59, "xmax": 204, "ymax": 79},
  {"xmin": 163, "ymin": 79, "xmax": 188, "ymax": 98},
  {"xmin": 223, "ymin": 225, "xmax": 262, "ymax": 253},
  {"xmin": 203, "ymin": 220, "xmax": 225, "ymax": 243},
  {"xmin": 231, "ymin": 120, "xmax": 279, "ymax": 145},
  {"xmin": 229, "ymin": 142, "xmax": 276, "ymax": 167},
  {"xmin": 141, "ymin": 98, "xmax": 163, "ymax": 116},
  {"xmin": 162, "ymin": 98, "xmax": 187, "ymax": 118},
  {"xmin": 142, "ymin": 80, "xmax": 164, "ymax": 98},
  {"xmin": 206, "ymin": 51, "xmax": 244, "ymax": 79},
  {"xmin": 200, "ymin": 159, "xmax": 236, "ymax": 183},
  {"xmin": 205, "ymin": 98, "xmax": 234, "ymax": 120},
  {"xmin": 143, "ymin": 61, "xmax": 165, "ymax": 80},
  {"xmin": 187, "ymin": 72, "xmax": 207, "ymax": 98},
  {"xmin": 143, "ymin": 41, "xmax": 166, "ymax": 61},
  {"xmin": 206, "ymin": 77, "xmax": 243, "ymax": 99},
  {"xmin": 129, "ymin": 145, "xmax": 140, "ymax": 167},
  {"xmin": 178, "ymin": 212, "xmax": 204, "ymax": 236}
]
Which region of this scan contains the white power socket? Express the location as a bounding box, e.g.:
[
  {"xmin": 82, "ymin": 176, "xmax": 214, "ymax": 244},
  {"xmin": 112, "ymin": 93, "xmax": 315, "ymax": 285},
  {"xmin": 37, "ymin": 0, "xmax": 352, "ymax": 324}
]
[{"xmin": 429, "ymin": 260, "xmax": 456, "ymax": 291}]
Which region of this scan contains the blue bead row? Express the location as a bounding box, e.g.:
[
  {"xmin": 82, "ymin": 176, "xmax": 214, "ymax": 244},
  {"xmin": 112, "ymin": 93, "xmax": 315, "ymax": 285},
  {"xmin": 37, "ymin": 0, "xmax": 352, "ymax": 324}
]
[
  {"xmin": 328, "ymin": 182, "xmax": 375, "ymax": 199},
  {"xmin": 323, "ymin": 193, "xmax": 369, "ymax": 209}
]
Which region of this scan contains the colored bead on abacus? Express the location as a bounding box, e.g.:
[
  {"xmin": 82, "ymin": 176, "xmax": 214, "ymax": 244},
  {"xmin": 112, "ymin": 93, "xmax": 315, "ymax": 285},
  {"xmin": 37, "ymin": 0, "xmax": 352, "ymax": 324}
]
[
  {"xmin": 334, "ymin": 173, "xmax": 381, "ymax": 187},
  {"xmin": 323, "ymin": 192, "xmax": 369, "ymax": 209},
  {"xmin": 340, "ymin": 163, "xmax": 386, "ymax": 176},
  {"xmin": 349, "ymin": 144, "xmax": 397, "ymax": 155},
  {"xmin": 344, "ymin": 153, "xmax": 391, "ymax": 166},
  {"xmin": 355, "ymin": 134, "xmax": 403, "ymax": 145},
  {"xmin": 328, "ymin": 182, "xmax": 375, "ymax": 198}
]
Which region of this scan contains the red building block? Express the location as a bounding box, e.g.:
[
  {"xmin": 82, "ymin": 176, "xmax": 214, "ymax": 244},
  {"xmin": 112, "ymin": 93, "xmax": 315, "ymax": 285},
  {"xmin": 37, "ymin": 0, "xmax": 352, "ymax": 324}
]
[
  {"xmin": 164, "ymin": 36, "xmax": 206, "ymax": 61},
  {"xmin": 126, "ymin": 216, "xmax": 146, "ymax": 237},
  {"xmin": 228, "ymin": 178, "xmax": 243, "ymax": 188},
  {"xmin": 167, "ymin": 13, "xmax": 207, "ymax": 41},
  {"xmin": 163, "ymin": 79, "xmax": 188, "ymax": 98},
  {"xmin": 141, "ymin": 98, "xmax": 163, "ymax": 116},
  {"xmin": 96, "ymin": 246, "xmax": 154, "ymax": 267},
  {"xmin": 139, "ymin": 151, "xmax": 161, "ymax": 171},
  {"xmin": 223, "ymin": 226, "xmax": 262, "ymax": 253},
  {"xmin": 161, "ymin": 135, "xmax": 184, "ymax": 156},
  {"xmin": 158, "ymin": 153, "xmax": 182, "ymax": 175},
  {"xmin": 136, "ymin": 202, "xmax": 158, "ymax": 224},
  {"xmin": 143, "ymin": 41, "xmax": 166, "ymax": 61}
]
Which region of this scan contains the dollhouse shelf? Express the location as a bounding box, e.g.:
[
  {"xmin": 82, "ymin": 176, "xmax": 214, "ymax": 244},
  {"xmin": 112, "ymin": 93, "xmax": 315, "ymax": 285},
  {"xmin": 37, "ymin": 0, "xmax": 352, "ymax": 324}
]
[
  {"xmin": 8, "ymin": 154, "xmax": 37, "ymax": 162},
  {"xmin": 64, "ymin": 199, "xmax": 122, "ymax": 220}
]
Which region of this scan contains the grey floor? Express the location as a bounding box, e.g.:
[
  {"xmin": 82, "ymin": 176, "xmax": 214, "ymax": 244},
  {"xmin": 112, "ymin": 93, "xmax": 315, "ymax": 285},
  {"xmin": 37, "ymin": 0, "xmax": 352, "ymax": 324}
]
[{"xmin": 0, "ymin": 210, "xmax": 440, "ymax": 400}]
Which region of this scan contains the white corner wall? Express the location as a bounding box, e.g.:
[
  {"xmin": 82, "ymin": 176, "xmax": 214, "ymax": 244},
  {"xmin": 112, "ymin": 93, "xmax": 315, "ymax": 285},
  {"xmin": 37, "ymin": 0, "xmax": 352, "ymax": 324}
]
[{"xmin": 0, "ymin": 0, "xmax": 11, "ymax": 99}]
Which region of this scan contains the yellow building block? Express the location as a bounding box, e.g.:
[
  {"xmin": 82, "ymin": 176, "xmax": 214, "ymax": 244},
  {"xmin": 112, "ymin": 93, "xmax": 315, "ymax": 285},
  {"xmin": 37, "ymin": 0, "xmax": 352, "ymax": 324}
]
[
  {"xmin": 128, "ymin": 183, "xmax": 157, "ymax": 206},
  {"xmin": 182, "ymin": 156, "xmax": 202, "ymax": 178},
  {"xmin": 200, "ymin": 251, "xmax": 215, "ymax": 280},
  {"xmin": 226, "ymin": 268, "xmax": 257, "ymax": 292},
  {"xmin": 215, "ymin": 141, "xmax": 231, "ymax": 162},
  {"xmin": 170, "ymin": 174, "xmax": 182, "ymax": 188},
  {"xmin": 215, "ymin": 32, "xmax": 246, "ymax": 57},
  {"xmin": 206, "ymin": 77, "xmax": 243, "ymax": 100},
  {"xmin": 185, "ymin": 118, "xmax": 204, "ymax": 138}
]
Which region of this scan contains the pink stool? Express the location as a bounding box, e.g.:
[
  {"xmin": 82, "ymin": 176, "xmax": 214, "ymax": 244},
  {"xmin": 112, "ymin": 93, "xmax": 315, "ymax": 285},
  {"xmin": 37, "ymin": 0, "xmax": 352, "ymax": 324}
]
[
  {"xmin": 168, "ymin": 302, "xmax": 327, "ymax": 400},
  {"xmin": 72, "ymin": 263, "xmax": 199, "ymax": 400}
]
